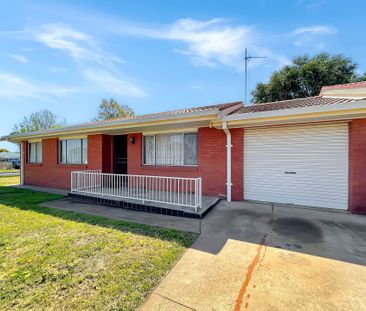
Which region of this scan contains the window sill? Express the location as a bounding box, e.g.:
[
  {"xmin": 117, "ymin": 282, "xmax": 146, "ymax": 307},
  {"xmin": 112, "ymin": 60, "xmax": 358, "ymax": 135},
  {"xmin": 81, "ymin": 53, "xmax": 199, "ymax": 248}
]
[
  {"xmin": 140, "ymin": 165, "xmax": 198, "ymax": 172},
  {"xmin": 57, "ymin": 164, "xmax": 88, "ymax": 169}
]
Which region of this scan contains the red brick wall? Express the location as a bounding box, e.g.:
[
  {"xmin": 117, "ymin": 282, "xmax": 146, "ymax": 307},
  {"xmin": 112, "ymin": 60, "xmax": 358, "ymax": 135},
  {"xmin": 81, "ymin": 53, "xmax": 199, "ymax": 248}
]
[
  {"xmin": 127, "ymin": 127, "xmax": 244, "ymax": 200},
  {"xmin": 349, "ymin": 119, "xmax": 366, "ymax": 214},
  {"xmin": 231, "ymin": 128, "xmax": 244, "ymax": 200},
  {"xmin": 22, "ymin": 128, "xmax": 244, "ymax": 198},
  {"xmin": 102, "ymin": 135, "xmax": 113, "ymax": 173},
  {"xmin": 23, "ymin": 134, "xmax": 112, "ymax": 190},
  {"xmin": 198, "ymin": 127, "xmax": 227, "ymax": 196}
]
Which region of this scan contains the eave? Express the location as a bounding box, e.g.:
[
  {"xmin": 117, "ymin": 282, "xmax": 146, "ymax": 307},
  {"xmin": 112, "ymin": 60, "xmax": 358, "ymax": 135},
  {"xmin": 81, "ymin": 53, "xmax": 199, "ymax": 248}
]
[
  {"xmin": 1, "ymin": 110, "xmax": 221, "ymax": 143},
  {"xmin": 213, "ymin": 100, "xmax": 366, "ymax": 129}
]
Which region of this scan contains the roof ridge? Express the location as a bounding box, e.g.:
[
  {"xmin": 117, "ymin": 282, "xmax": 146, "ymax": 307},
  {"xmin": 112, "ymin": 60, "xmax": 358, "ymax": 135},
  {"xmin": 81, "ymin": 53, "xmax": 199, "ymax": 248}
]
[
  {"xmin": 251, "ymin": 96, "xmax": 321, "ymax": 106},
  {"xmin": 1, "ymin": 100, "xmax": 243, "ymax": 140},
  {"xmin": 96, "ymin": 101, "xmax": 243, "ymax": 123},
  {"xmin": 231, "ymin": 96, "xmax": 363, "ymax": 116},
  {"xmin": 322, "ymin": 81, "xmax": 366, "ymax": 90}
]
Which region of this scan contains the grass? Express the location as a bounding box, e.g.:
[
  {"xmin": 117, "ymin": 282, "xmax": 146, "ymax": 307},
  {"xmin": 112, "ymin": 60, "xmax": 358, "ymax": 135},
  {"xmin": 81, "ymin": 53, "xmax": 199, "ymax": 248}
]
[
  {"xmin": 0, "ymin": 169, "xmax": 19, "ymax": 173},
  {"xmin": 0, "ymin": 176, "xmax": 196, "ymax": 310},
  {"xmin": 0, "ymin": 176, "xmax": 19, "ymax": 186}
]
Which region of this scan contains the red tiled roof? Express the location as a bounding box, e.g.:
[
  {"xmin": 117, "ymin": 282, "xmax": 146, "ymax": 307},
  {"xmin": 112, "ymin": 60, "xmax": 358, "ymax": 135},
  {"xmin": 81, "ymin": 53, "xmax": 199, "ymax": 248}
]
[
  {"xmin": 2, "ymin": 101, "xmax": 243, "ymax": 139},
  {"xmin": 232, "ymin": 96, "xmax": 364, "ymax": 115},
  {"xmin": 321, "ymin": 81, "xmax": 366, "ymax": 90},
  {"xmin": 96, "ymin": 101, "xmax": 243, "ymax": 123}
]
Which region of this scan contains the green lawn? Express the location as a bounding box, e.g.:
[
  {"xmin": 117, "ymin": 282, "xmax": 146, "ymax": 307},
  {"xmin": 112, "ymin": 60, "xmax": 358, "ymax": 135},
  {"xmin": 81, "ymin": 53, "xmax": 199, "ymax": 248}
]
[
  {"xmin": 0, "ymin": 169, "xmax": 19, "ymax": 173},
  {"xmin": 0, "ymin": 176, "xmax": 19, "ymax": 186},
  {"xmin": 0, "ymin": 176, "xmax": 196, "ymax": 310}
]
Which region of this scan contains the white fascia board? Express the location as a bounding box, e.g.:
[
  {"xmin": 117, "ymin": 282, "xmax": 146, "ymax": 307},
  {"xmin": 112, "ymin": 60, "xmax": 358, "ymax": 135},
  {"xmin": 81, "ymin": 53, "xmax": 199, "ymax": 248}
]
[
  {"xmin": 1, "ymin": 108, "xmax": 220, "ymax": 142},
  {"xmin": 222, "ymin": 100, "xmax": 366, "ymax": 122},
  {"xmin": 142, "ymin": 128, "xmax": 198, "ymax": 135}
]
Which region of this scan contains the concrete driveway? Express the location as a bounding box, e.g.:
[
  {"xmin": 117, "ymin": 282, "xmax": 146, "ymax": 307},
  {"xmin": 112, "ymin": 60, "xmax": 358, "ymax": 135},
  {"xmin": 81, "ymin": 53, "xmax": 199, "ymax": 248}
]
[{"xmin": 141, "ymin": 201, "xmax": 366, "ymax": 311}]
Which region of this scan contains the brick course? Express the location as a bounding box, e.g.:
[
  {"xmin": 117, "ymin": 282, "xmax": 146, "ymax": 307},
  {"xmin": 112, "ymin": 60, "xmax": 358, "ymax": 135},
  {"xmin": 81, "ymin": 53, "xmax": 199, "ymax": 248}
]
[{"xmin": 349, "ymin": 119, "xmax": 366, "ymax": 214}]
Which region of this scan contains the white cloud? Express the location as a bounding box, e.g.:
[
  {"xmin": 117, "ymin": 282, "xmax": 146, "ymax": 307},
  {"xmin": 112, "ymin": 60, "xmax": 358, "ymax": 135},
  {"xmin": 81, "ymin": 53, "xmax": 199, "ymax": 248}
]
[
  {"xmin": 9, "ymin": 54, "xmax": 28, "ymax": 63},
  {"xmin": 0, "ymin": 71, "xmax": 79, "ymax": 99},
  {"xmin": 33, "ymin": 24, "xmax": 123, "ymax": 68},
  {"xmin": 83, "ymin": 69, "xmax": 146, "ymax": 97},
  {"xmin": 291, "ymin": 25, "xmax": 336, "ymax": 48},
  {"xmin": 163, "ymin": 18, "xmax": 252, "ymax": 68},
  {"xmin": 1, "ymin": 23, "xmax": 147, "ymax": 99},
  {"xmin": 115, "ymin": 18, "xmax": 274, "ymax": 70},
  {"xmin": 291, "ymin": 25, "xmax": 336, "ymax": 36}
]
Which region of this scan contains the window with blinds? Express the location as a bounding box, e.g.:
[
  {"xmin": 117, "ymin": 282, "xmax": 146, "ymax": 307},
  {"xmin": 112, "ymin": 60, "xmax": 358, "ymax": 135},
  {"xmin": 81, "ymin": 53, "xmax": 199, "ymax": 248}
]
[
  {"xmin": 59, "ymin": 138, "xmax": 88, "ymax": 164},
  {"xmin": 28, "ymin": 142, "xmax": 42, "ymax": 163},
  {"xmin": 143, "ymin": 133, "xmax": 198, "ymax": 166}
]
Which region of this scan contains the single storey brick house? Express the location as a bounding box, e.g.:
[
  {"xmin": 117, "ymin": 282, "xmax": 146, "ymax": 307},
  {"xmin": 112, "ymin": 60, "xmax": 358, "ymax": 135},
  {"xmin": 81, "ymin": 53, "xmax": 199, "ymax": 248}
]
[{"xmin": 2, "ymin": 81, "xmax": 366, "ymax": 214}]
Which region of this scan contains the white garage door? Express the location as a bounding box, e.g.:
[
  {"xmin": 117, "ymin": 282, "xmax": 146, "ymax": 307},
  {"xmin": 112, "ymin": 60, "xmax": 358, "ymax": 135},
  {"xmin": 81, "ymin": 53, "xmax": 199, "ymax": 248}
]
[{"xmin": 244, "ymin": 123, "xmax": 348, "ymax": 210}]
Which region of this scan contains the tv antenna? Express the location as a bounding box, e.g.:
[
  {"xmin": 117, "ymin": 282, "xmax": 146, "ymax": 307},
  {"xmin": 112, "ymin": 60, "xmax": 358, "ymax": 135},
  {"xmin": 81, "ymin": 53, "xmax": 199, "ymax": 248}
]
[{"xmin": 244, "ymin": 48, "xmax": 267, "ymax": 105}]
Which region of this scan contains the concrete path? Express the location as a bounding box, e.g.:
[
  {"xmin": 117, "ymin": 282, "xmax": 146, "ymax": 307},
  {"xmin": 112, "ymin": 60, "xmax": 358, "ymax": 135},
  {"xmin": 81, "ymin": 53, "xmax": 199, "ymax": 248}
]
[
  {"xmin": 14, "ymin": 185, "xmax": 69, "ymax": 196},
  {"xmin": 42, "ymin": 199, "xmax": 202, "ymax": 233},
  {"xmin": 141, "ymin": 201, "xmax": 366, "ymax": 311}
]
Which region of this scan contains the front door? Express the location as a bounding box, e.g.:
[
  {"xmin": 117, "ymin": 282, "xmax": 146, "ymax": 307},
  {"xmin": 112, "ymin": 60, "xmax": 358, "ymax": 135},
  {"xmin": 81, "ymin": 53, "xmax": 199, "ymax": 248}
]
[{"xmin": 113, "ymin": 135, "xmax": 128, "ymax": 174}]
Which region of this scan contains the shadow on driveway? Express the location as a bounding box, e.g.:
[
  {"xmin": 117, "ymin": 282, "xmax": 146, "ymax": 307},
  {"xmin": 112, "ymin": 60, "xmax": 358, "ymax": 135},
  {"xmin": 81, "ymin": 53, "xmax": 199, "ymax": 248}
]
[{"xmin": 193, "ymin": 201, "xmax": 366, "ymax": 266}]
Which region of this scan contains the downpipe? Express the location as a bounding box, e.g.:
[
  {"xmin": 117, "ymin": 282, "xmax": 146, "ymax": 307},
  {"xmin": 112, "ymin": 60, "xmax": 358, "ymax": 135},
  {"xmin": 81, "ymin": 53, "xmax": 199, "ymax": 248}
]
[{"xmin": 222, "ymin": 122, "xmax": 232, "ymax": 202}]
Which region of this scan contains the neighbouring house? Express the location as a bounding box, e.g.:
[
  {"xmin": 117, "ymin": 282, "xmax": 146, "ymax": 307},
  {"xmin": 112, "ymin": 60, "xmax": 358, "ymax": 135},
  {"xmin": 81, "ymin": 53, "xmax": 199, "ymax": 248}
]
[
  {"xmin": 2, "ymin": 81, "xmax": 366, "ymax": 215},
  {"xmin": 0, "ymin": 152, "xmax": 20, "ymax": 169}
]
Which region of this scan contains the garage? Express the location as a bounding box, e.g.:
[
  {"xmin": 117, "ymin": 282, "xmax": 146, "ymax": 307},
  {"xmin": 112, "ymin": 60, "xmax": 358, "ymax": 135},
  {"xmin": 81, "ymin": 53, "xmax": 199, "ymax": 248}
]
[{"xmin": 243, "ymin": 123, "xmax": 349, "ymax": 210}]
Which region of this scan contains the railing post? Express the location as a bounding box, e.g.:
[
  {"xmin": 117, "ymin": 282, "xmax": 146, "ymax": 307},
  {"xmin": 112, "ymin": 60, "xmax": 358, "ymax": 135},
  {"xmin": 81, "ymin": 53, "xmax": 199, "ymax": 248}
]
[
  {"xmin": 101, "ymin": 173, "xmax": 104, "ymax": 197},
  {"xmin": 70, "ymin": 172, "xmax": 73, "ymax": 192},
  {"xmin": 198, "ymin": 177, "xmax": 202, "ymax": 211}
]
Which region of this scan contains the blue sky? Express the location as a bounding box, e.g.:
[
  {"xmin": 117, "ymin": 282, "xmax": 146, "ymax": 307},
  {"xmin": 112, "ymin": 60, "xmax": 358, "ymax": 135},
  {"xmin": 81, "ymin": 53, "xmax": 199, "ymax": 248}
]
[{"xmin": 1, "ymin": 0, "xmax": 365, "ymax": 151}]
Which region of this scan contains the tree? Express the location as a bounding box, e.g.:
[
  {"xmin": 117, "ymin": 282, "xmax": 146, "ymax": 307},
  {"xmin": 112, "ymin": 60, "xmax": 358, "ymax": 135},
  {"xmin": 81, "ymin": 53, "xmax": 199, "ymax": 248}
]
[
  {"xmin": 356, "ymin": 72, "xmax": 366, "ymax": 82},
  {"xmin": 95, "ymin": 98, "xmax": 135, "ymax": 121},
  {"xmin": 12, "ymin": 110, "xmax": 66, "ymax": 134},
  {"xmin": 252, "ymin": 53, "xmax": 362, "ymax": 104},
  {"xmin": 0, "ymin": 148, "xmax": 9, "ymax": 152}
]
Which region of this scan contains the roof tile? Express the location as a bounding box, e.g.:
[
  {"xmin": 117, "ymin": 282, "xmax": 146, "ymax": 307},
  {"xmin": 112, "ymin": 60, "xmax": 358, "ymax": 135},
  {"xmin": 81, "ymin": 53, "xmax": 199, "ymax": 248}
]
[
  {"xmin": 232, "ymin": 96, "xmax": 364, "ymax": 115},
  {"xmin": 321, "ymin": 81, "xmax": 366, "ymax": 90},
  {"xmin": 95, "ymin": 101, "xmax": 242, "ymax": 124}
]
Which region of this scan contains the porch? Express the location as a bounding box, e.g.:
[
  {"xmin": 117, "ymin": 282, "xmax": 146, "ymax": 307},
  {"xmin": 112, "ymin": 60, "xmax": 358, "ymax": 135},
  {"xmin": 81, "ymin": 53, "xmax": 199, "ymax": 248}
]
[{"xmin": 69, "ymin": 170, "xmax": 219, "ymax": 219}]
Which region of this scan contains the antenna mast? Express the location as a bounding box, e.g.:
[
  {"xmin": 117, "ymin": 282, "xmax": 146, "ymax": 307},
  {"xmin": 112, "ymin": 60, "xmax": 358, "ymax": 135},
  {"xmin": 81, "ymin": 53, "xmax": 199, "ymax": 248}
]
[{"xmin": 244, "ymin": 48, "xmax": 267, "ymax": 105}]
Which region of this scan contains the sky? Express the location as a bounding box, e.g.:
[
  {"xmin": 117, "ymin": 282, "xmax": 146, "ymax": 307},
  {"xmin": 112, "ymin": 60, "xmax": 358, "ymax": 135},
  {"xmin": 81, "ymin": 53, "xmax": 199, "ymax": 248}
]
[{"xmin": 0, "ymin": 0, "xmax": 365, "ymax": 151}]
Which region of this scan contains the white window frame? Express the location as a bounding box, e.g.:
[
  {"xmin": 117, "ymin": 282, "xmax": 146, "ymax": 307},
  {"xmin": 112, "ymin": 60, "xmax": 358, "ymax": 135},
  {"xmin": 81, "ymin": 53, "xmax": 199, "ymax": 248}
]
[
  {"xmin": 142, "ymin": 132, "xmax": 198, "ymax": 166},
  {"xmin": 59, "ymin": 138, "xmax": 88, "ymax": 164},
  {"xmin": 28, "ymin": 142, "xmax": 42, "ymax": 164}
]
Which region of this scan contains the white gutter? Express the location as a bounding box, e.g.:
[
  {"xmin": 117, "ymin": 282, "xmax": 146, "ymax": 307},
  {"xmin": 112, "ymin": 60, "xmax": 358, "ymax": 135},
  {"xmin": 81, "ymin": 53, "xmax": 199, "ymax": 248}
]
[{"xmin": 222, "ymin": 121, "xmax": 232, "ymax": 202}]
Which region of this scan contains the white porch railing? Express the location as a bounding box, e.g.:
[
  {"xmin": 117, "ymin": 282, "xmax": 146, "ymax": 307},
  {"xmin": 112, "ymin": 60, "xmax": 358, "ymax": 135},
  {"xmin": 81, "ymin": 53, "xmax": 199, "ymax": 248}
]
[{"xmin": 71, "ymin": 171, "xmax": 202, "ymax": 211}]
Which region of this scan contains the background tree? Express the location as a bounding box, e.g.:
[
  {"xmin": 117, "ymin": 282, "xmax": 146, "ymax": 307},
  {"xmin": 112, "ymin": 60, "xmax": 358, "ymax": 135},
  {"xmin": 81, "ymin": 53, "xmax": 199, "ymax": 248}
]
[
  {"xmin": 12, "ymin": 110, "xmax": 66, "ymax": 134},
  {"xmin": 0, "ymin": 148, "xmax": 9, "ymax": 153},
  {"xmin": 356, "ymin": 72, "xmax": 366, "ymax": 82},
  {"xmin": 95, "ymin": 98, "xmax": 135, "ymax": 121},
  {"xmin": 252, "ymin": 53, "xmax": 362, "ymax": 104}
]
